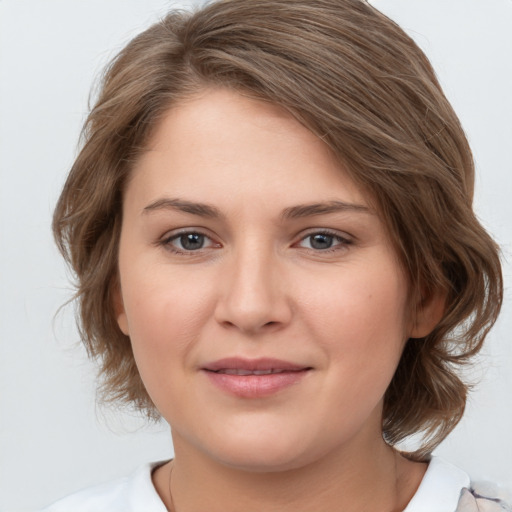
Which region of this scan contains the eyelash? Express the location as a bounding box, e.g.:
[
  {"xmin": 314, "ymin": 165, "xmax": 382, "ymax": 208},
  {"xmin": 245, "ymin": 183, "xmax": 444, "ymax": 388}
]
[
  {"xmin": 159, "ymin": 230, "xmax": 219, "ymax": 255},
  {"xmin": 159, "ymin": 229, "xmax": 353, "ymax": 255},
  {"xmin": 296, "ymin": 229, "xmax": 353, "ymax": 253}
]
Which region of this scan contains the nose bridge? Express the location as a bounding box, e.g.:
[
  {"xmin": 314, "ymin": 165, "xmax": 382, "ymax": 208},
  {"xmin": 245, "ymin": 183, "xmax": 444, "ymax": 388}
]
[{"xmin": 215, "ymin": 235, "xmax": 290, "ymax": 333}]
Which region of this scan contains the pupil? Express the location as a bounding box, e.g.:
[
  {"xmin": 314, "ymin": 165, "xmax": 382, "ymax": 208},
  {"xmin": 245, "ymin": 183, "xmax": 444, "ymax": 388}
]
[
  {"xmin": 311, "ymin": 234, "xmax": 333, "ymax": 250},
  {"xmin": 181, "ymin": 233, "xmax": 204, "ymax": 250}
]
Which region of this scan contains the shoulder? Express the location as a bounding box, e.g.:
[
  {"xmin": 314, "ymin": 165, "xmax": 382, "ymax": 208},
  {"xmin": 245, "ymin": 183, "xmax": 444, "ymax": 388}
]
[
  {"xmin": 39, "ymin": 461, "xmax": 168, "ymax": 512},
  {"xmin": 39, "ymin": 475, "xmax": 131, "ymax": 512},
  {"xmin": 456, "ymin": 483, "xmax": 512, "ymax": 512}
]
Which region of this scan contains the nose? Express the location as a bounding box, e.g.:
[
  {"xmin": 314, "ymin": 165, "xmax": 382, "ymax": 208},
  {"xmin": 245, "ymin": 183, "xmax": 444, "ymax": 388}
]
[{"xmin": 214, "ymin": 244, "xmax": 293, "ymax": 335}]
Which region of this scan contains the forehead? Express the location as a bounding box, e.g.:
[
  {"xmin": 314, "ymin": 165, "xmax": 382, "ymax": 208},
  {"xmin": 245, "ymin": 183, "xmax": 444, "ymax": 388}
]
[{"xmin": 128, "ymin": 87, "xmax": 369, "ymax": 214}]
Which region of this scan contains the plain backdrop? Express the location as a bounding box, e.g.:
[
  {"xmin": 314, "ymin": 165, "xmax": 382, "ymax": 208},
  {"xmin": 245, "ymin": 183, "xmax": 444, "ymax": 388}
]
[{"xmin": 0, "ymin": 1, "xmax": 511, "ymax": 510}]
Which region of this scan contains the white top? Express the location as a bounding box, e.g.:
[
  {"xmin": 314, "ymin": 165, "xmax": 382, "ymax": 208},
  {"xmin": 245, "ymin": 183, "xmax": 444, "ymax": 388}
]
[
  {"xmin": 40, "ymin": 461, "xmax": 168, "ymax": 512},
  {"xmin": 38, "ymin": 457, "xmax": 490, "ymax": 512},
  {"xmin": 404, "ymin": 457, "xmax": 470, "ymax": 512}
]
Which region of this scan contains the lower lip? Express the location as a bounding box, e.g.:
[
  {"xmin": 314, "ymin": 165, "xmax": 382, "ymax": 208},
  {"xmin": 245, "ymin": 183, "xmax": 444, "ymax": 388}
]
[{"xmin": 203, "ymin": 370, "xmax": 309, "ymax": 398}]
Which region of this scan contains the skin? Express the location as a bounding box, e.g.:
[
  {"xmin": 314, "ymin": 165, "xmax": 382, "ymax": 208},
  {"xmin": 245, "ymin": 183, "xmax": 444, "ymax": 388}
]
[{"xmin": 115, "ymin": 88, "xmax": 443, "ymax": 511}]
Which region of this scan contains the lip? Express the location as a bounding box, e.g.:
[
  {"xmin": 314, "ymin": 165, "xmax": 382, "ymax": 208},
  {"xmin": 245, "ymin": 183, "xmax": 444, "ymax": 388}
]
[{"xmin": 201, "ymin": 358, "xmax": 312, "ymax": 398}]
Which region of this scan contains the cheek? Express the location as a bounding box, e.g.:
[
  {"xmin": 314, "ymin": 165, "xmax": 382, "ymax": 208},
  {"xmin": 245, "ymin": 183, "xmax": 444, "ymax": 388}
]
[
  {"xmin": 304, "ymin": 262, "xmax": 407, "ymax": 338},
  {"xmin": 300, "ymin": 264, "xmax": 409, "ymax": 433},
  {"xmin": 119, "ymin": 264, "xmax": 215, "ymax": 391},
  {"xmin": 298, "ymin": 257, "xmax": 409, "ymax": 384}
]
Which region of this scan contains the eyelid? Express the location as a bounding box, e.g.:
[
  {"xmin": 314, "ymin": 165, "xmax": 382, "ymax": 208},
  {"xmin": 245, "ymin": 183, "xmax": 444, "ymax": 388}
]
[
  {"xmin": 296, "ymin": 227, "xmax": 353, "ymax": 242},
  {"xmin": 294, "ymin": 228, "xmax": 354, "ymax": 251},
  {"xmin": 159, "ymin": 228, "xmax": 222, "ymax": 254},
  {"xmin": 156, "ymin": 227, "xmax": 353, "ymax": 255}
]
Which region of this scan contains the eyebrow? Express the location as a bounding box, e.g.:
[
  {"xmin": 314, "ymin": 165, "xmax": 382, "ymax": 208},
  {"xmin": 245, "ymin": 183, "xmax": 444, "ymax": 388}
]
[
  {"xmin": 142, "ymin": 197, "xmax": 371, "ymax": 220},
  {"xmin": 281, "ymin": 200, "xmax": 371, "ymax": 219},
  {"xmin": 143, "ymin": 198, "xmax": 223, "ymax": 218}
]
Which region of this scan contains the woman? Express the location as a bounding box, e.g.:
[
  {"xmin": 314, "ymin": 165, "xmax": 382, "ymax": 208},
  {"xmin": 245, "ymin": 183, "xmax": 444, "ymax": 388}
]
[{"xmin": 41, "ymin": 0, "xmax": 508, "ymax": 510}]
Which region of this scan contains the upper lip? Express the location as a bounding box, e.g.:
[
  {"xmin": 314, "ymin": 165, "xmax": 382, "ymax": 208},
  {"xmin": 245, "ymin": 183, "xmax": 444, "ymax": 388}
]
[{"xmin": 202, "ymin": 357, "xmax": 311, "ymax": 373}]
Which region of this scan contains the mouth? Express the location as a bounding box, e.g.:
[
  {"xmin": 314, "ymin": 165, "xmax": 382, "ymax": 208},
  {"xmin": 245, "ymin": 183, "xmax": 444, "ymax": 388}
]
[
  {"xmin": 203, "ymin": 357, "xmax": 310, "ymax": 373},
  {"xmin": 201, "ymin": 358, "xmax": 312, "ymax": 398},
  {"xmin": 211, "ymin": 368, "xmax": 301, "ymax": 376}
]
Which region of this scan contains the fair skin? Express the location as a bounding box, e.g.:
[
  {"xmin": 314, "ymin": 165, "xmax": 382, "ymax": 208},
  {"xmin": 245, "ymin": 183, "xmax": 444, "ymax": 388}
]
[{"xmin": 115, "ymin": 88, "xmax": 443, "ymax": 512}]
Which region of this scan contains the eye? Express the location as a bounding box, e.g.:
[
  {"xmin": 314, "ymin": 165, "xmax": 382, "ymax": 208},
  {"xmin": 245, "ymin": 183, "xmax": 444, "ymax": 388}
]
[
  {"xmin": 297, "ymin": 231, "xmax": 352, "ymax": 251},
  {"xmin": 161, "ymin": 230, "xmax": 219, "ymax": 253}
]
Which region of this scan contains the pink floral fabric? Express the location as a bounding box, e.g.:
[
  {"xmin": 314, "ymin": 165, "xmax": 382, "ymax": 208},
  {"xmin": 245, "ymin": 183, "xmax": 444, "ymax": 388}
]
[{"xmin": 456, "ymin": 483, "xmax": 512, "ymax": 512}]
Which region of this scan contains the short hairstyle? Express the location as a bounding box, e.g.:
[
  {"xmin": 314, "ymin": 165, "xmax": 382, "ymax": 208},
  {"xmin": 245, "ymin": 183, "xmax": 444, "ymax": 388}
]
[{"xmin": 53, "ymin": 0, "xmax": 502, "ymax": 460}]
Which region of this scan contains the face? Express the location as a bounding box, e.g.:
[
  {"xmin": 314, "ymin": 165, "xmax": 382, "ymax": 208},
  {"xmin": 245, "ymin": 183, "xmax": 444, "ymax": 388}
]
[{"xmin": 116, "ymin": 88, "xmax": 420, "ymax": 472}]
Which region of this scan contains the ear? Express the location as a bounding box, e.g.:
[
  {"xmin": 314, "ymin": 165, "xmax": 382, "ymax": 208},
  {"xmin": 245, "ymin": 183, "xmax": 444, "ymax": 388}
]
[
  {"xmin": 112, "ymin": 279, "xmax": 130, "ymax": 336},
  {"xmin": 408, "ymin": 288, "xmax": 446, "ymax": 339}
]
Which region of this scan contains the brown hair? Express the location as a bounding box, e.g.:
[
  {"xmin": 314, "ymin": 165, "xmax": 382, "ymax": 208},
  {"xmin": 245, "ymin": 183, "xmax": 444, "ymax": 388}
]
[{"xmin": 53, "ymin": 0, "xmax": 502, "ymax": 460}]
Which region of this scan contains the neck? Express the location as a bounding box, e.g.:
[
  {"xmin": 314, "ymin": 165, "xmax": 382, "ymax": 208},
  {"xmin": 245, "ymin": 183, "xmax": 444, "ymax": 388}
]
[{"xmin": 153, "ymin": 432, "xmax": 426, "ymax": 512}]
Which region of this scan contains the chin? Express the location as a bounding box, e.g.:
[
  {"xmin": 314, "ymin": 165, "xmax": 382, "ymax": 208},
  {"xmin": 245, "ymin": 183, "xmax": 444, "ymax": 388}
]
[
  {"xmin": 196, "ymin": 424, "xmax": 334, "ymax": 474},
  {"xmin": 212, "ymin": 447, "xmax": 312, "ymax": 474}
]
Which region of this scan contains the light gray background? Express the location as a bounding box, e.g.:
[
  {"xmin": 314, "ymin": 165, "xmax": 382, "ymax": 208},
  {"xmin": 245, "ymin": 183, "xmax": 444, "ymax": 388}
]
[{"xmin": 1, "ymin": 1, "xmax": 511, "ymax": 510}]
